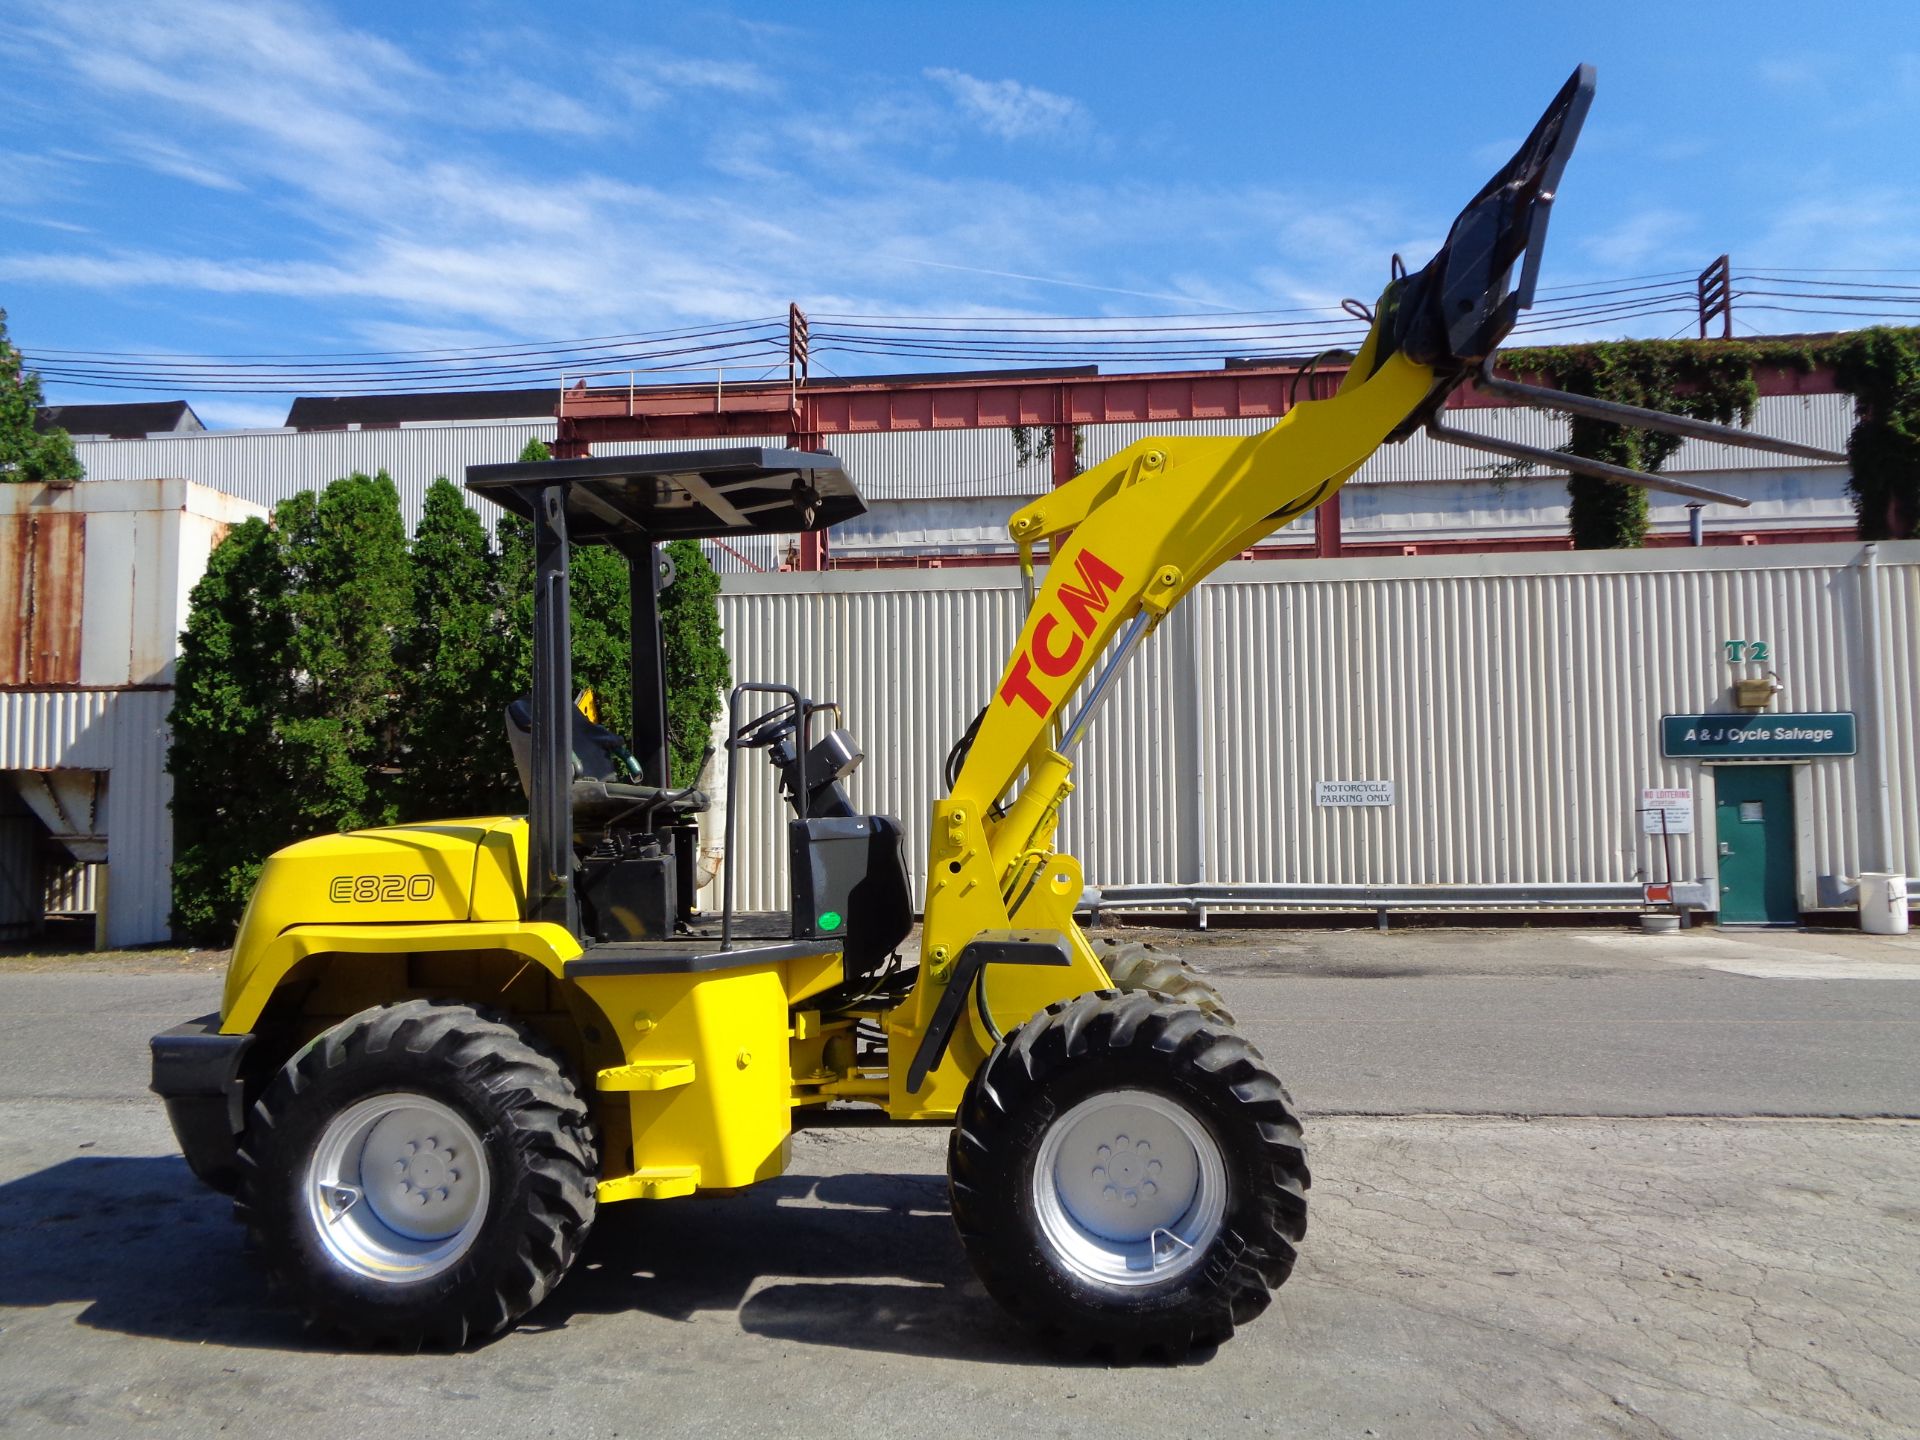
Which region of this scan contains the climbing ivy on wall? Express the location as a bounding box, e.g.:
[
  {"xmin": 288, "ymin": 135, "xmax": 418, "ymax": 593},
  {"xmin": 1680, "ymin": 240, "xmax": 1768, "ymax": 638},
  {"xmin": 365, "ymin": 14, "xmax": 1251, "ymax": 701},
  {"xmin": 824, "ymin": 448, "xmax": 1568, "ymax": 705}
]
[
  {"xmin": 1828, "ymin": 327, "xmax": 1920, "ymax": 540},
  {"xmin": 1502, "ymin": 340, "xmax": 1762, "ymax": 549},
  {"xmin": 1501, "ymin": 329, "xmax": 1919, "ymax": 548},
  {"xmin": 1009, "ymin": 423, "xmax": 1084, "ymax": 476}
]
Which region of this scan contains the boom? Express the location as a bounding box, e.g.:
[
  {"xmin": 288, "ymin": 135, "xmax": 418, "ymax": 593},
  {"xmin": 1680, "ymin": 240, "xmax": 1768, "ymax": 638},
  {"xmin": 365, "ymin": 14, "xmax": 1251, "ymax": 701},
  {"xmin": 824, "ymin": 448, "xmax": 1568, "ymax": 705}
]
[{"xmin": 890, "ymin": 65, "xmax": 1599, "ymax": 1114}]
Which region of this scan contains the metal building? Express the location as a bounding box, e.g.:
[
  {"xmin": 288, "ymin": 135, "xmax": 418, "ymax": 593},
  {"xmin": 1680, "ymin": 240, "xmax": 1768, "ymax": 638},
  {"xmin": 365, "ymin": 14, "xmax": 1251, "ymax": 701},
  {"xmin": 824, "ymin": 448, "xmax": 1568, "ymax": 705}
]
[
  {"xmin": 68, "ymin": 389, "xmax": 1857, "ymax": 571},
  {"xmin": 0, "ymin": 478, "xmax": 267, "ymax": 946},
  {"xmin": 35, "ymin": 383, "xmax": 1889, "ymax": 940},
  {"xmin": 715, "ymin": 541, "xmax": 1917, "ymax": 924}
]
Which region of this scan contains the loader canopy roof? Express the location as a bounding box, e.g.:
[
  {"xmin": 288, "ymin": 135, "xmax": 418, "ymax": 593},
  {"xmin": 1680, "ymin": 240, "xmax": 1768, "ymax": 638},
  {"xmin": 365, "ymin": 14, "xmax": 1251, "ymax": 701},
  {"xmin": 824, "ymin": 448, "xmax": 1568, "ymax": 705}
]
[{"xmin": 465, "ymin": 446, "xmax": 864, "ymax": 549}]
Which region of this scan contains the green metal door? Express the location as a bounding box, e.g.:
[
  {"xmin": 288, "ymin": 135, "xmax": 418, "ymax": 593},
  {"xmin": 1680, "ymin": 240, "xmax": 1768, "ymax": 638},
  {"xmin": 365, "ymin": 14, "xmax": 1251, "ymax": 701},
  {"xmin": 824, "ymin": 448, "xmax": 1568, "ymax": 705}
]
[{"xmin": 1714, "ymin": 765, "xmax": 1798, "ymax": 926}]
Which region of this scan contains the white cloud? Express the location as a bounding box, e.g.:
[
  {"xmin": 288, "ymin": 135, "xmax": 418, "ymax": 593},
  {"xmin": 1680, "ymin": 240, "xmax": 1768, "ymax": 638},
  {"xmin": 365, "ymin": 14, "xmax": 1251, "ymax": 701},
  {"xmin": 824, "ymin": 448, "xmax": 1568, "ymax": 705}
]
[
  {"xmin": 1583, "ymin": 208, "xmax": 1693, "ymax": 269},
  {"xmin": 1744, "ymin": 185, "xmax": 1920, "ymax": 272},
  {"xmin": 605, "ymin": 52, "xmax": 768, "ymax": 111},
  {"xmin": 1470, "ymin": 135, "xmax": 1520, "ymax": 168},
  {"xmin": 18, "ymin": 216, "xmax": 92, "ymax": 235},
  {"xmin": 924, "ymin": 68, "xmax": 1087, "ymax": 141},
  {"xmin": 0, "ymin": 0, "xmax": 1456, "ymax": 367},
  {"xmin": 118, "ymin": 137, "xmax": 247, "ymax": 192},
  {"xmin": 345, "ymin": 320, "xmax": 529, "ymax": 353}
]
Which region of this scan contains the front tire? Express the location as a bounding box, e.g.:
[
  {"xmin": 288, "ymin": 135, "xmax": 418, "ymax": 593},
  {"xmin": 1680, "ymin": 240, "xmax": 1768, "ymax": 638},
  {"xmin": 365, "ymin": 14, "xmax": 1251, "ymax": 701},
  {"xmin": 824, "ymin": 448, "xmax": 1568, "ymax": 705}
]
[
  {"xmin": 236, "ymin": 1000, "xmax": 598, "ymax": 1348},
  {"xmin": 1100, "ymin": 940, "xmax": 1237, "ymax": 1025},
  {"xmin": 949, "ymin": 991, "xmax": 1307, "ymax": 1361}
]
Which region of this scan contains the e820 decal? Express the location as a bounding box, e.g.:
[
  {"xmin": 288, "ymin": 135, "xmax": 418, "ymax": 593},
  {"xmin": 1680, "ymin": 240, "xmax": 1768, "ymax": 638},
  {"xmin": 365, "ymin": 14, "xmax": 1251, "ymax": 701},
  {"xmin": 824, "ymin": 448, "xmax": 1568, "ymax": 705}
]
[{"xmin": 329, "ymin": 874, "xmax": 437, "ymax": 904}]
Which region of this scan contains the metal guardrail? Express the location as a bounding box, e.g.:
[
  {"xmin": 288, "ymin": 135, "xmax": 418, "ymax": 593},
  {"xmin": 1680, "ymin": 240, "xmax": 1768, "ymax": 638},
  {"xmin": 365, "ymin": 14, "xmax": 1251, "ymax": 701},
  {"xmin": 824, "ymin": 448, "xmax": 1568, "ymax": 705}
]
[{"xmin": 1080, "ymin": 880, "xmax": 1712, "ymax": 919}]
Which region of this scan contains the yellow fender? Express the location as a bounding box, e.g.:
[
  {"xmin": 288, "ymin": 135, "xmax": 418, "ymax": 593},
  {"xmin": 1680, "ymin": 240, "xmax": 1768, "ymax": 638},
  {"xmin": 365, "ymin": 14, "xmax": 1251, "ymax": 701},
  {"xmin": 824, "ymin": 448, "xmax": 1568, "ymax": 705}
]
[{"xmin": 221, "ymin": 920, "xmax": 581, "ymax": 1034}]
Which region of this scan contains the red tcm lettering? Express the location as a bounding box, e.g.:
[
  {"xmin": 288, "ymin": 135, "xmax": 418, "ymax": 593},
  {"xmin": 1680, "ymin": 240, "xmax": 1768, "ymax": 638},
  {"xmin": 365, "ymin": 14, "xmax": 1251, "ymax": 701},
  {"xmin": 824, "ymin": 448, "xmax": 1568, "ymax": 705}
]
[{"xmin": 998, "ymin": 550, "xmax": 1126, "ymax": 718}]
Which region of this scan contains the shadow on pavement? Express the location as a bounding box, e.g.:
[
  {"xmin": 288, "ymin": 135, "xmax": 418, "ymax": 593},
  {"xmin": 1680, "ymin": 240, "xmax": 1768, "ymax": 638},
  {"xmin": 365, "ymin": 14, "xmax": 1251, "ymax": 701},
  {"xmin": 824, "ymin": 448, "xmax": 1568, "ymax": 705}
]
[
  {"xmin": 0, "ymin": 1153, "xmax": 311, "ymax": 1349},
  {"xmin": 530, "ymin": 1170, "xmax": 1086, "ymax": 1365},
  {"xmin": 0, "ymin": 1155, "xmax": 1099, "ymax": 1365}
]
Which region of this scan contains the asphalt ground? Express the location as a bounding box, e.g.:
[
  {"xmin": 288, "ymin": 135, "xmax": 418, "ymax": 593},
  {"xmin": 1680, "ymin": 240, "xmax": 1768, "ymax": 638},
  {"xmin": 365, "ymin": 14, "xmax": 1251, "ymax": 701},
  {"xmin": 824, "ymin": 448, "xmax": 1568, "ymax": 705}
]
[{"xmin": 1, "ymin": 925, "xmax": 1917, "ymax": 1437}]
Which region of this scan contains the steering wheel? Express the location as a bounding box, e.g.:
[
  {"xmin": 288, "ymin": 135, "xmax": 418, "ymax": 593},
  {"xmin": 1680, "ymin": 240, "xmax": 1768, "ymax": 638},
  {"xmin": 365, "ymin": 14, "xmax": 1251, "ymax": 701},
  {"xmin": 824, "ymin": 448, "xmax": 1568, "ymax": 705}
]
[{"xmin": 737, "ymin": 702, "xmax": 799, "ymax": 749}]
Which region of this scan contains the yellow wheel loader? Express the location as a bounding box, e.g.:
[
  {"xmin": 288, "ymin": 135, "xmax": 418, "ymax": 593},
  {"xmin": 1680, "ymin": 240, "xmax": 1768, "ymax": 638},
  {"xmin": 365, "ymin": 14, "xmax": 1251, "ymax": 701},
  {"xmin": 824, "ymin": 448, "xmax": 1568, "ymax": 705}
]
[{"xmin": 153, "ymin": 67, "xmax": 1617, "ymax": 1357}]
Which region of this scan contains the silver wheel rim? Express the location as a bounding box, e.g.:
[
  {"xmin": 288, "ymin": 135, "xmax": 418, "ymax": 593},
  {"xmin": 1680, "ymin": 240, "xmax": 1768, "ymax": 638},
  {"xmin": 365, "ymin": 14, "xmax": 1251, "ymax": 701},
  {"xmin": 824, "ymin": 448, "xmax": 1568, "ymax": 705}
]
[
  {"xmin": 1031, "ymin": 1088, "xmax": 1227, "ymax": 1287},
  {"xmin": 304, "ymin": 1092, "xmax": 491, "ymax": 1283}
]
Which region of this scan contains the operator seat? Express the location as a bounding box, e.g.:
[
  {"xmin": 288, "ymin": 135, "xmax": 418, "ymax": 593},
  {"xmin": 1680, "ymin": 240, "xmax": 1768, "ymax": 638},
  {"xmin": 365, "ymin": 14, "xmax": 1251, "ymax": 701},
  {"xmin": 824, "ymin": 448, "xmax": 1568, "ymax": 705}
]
[{"xmin": 504, "ymin": 699, "xmax": 708, "ymax": 833}]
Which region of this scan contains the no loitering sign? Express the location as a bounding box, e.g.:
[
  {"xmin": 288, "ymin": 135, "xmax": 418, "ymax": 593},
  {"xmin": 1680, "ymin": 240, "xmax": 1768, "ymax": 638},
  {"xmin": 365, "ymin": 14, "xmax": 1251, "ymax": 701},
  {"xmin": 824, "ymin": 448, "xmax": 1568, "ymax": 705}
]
[{"xmin": 1639, "ymin": 787, "xmax": 1694, "ymax": 834}]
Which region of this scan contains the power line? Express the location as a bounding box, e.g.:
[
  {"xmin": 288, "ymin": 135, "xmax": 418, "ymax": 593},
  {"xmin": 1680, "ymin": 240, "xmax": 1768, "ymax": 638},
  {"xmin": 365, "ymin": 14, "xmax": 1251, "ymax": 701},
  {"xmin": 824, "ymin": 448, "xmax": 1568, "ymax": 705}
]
[
  {"xmin": 1728, "ymin": 266, "xmax": 1920, "ymax": 274},
  {"xmin": 1735, "ymin": 274, "xmax": 1920, "ymax": 292},
  {"xmin": 24, "ymin": 315, "xmax": 789, "ymax": 361},
  {"xmin": 22, "ymin": 267, "xmax": 1920, "ymax": 398},
  {"xmin": 30, "ymin": 343, "xmax": 792, "ymax": 394},
  {"xmin": 1734, "ymin": 288, "xmax": 1920, "ymax": 305}
]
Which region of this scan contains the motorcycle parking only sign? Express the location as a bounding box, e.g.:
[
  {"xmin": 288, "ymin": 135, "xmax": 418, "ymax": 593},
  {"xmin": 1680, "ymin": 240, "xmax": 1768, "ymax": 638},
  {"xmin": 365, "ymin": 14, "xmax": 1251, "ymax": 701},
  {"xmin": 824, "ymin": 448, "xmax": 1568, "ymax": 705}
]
[{"xmin": 1315, "ymin": 780, "xmax": 1395, "ymax": 807}]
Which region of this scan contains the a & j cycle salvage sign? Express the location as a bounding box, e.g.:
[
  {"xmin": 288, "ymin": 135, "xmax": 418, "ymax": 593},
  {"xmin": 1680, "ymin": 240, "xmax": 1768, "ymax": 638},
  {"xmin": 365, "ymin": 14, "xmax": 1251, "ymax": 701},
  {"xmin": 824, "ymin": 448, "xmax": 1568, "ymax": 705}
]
[{"xmin": 1660, "ymin": 712, "xmax": 1856, "ymax": 759}]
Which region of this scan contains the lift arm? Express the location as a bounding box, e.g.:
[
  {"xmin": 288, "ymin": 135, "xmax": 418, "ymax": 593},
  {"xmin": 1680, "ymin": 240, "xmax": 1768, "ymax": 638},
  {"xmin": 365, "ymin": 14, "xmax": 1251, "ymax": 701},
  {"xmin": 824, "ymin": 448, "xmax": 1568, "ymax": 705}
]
[{"xmin": 889, "ymin": 66, "xmax": 1598, "ymax": 1114}]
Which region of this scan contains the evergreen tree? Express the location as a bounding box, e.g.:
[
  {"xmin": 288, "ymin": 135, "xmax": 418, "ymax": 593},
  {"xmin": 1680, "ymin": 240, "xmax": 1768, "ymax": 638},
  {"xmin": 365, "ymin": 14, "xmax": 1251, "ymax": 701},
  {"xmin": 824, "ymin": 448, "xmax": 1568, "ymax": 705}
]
[
  {"xmin": 171, "ymin": 474, "xmax": 413, "ymax": 938},
  {"xmin": 567, "ymin": 540, "xmax": 635, "ymax": 735},
  {"xmin": 499, "ymin": 437, "xmax": 636, "ymax": 735},
  {"xmin": 168, "ymin": 517, "xmax": 293, "ymax": 940},
  {"xmin": 0, "ymin": 309, "xmax": 83, "ymax": 484},
  {"xmin": 272, "ymin": 472, "xmax": 413, "ymax": 836},
  {"xmin": 396, "ymin": 478, "xmax": 519, "ymax": 819},
  {"xmin": 659, "ymin": 538, "xmax": 729, "ymax": 784},
  {"xmin": 167, "ymin": 442, "xmax": 732, "ymax": 939},
  {"xmin": 497, "ymin": 439, "xmax": 729, "ymax": 783}
]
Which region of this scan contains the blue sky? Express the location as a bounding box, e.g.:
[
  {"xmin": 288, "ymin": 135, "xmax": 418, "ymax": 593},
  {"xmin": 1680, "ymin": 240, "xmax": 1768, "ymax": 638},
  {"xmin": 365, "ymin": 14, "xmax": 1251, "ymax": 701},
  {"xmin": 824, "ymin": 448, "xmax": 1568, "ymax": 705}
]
[{"xmin": 3, "ymin": 1, "xmax": 1917, "ymax": 427}]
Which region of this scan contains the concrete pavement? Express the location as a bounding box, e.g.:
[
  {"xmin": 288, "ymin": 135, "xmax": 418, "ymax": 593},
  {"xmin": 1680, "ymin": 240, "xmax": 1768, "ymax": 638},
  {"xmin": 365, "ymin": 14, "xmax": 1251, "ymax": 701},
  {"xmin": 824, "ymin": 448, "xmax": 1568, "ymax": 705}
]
[{"xmin": 1, "ymin": 926, "xmax": 1916, "ymax": 1437}]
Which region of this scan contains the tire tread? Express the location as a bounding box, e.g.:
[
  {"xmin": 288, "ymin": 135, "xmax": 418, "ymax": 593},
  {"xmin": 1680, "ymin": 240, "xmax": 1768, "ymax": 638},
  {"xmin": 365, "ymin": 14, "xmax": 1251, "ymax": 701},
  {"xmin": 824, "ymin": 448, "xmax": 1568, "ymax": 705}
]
[
  {"xmin": 1100, "ymin": 940, "xmax": 1237, "ymax": 1026},
  {"xmin": 949, "ymin": 990, "xmax": 1307, "ymax": 1361},
  {"xmin": 235, "ymin": 999, "xmax": 597, "ymax": 1349}
]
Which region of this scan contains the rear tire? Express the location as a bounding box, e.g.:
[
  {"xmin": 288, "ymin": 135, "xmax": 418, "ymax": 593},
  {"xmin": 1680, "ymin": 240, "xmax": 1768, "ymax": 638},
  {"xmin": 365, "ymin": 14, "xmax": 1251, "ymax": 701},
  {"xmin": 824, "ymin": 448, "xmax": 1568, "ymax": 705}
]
[
  {"xmin": 1101, "ymin": 940, "xmax": 1237, "ymax": 1025},
  {"xmin": 236, "ymin": 1000, "xmax": 597, "ymax": 1348},
  {"xmin": 949, "ymin": 991, "xmax": 1307, "ymax": 1361}
]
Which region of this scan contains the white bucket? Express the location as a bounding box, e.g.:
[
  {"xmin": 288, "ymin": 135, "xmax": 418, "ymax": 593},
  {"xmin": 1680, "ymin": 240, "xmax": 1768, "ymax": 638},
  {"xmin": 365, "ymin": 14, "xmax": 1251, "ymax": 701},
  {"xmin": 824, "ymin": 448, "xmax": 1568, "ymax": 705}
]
[{"xmin": 1859, "ymin": 873, "xmax": 1910, "ymax": 936}]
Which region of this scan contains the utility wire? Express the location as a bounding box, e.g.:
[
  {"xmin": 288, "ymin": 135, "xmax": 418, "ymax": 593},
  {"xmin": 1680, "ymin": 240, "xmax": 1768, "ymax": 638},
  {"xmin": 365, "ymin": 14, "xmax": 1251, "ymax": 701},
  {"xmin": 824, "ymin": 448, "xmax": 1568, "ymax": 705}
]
[
  {"xmin": 25, "ymin": 315, "xmax": 789, "ymax": 361},
  {"xmin": 24, "ymin": 268, "xmax": 1920, "ymax": 397}
]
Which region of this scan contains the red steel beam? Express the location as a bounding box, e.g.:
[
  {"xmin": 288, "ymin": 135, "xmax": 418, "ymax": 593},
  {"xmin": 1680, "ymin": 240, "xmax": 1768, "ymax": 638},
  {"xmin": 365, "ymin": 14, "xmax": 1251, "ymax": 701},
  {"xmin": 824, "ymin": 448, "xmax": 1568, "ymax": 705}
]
[
  {"xmin": 553, "ymin": 363, "xmax": 1350, "ymax": 447},
  {"xmin": 1313, "ymin": 490, "xmax": 1343, "ymax": 558},
  {"xmin": 555, "ymin": 360, "xmax": 1839, "ymax": 448}
]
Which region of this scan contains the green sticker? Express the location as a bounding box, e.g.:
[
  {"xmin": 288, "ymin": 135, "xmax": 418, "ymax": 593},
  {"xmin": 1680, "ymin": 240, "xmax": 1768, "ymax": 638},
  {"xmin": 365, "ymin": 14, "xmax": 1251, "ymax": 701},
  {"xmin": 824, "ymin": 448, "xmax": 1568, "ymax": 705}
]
[{"xmin": 818, "ymin": 911, "xmax": 843, "ymax": 932}]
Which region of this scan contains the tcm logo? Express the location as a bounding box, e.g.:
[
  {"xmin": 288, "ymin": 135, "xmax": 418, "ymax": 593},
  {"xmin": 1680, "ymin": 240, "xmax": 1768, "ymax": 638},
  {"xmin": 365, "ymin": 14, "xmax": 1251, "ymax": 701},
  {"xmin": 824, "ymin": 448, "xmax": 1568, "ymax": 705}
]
[
  {"xmin": 330, "ymin": 874, "xmax": 437, "ymax": 904},
  {"xmin": 998, "ymin": 550, "xmax": 1126, "ymax": 719}
]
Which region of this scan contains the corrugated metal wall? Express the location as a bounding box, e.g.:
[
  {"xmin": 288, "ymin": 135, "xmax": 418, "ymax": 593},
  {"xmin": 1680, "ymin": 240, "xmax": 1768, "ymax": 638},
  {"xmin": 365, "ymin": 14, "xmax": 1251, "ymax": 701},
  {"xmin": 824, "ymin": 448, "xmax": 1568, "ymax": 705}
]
[
  {"xmin": 1336, "ymin": 391, "xmax": 1853, "ymax": 486},
  {"xmin": 72, "ymin": 421, "xmax": 795, "ymax": 574},
  {"xmin": 717, "ymin": 542, "xmax": 1918, "ymax": 913},
  {"xmin": 0, "ymin": 689, "xmax": 173, "ymax": 947},
  {"xmin": 71, "ymin": 392, "xmax": 1854, "ymax": 553},
  {"xmin": 44, "ymin": 860, "xmax": 100, "ymax": 917},
  {"xmin": 0, "ymin": 511, "xmax": 86, "ymax": 686},
  {"xmin": 74, "ymin": 420, "xmax": 562, "ymax": 527}
]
